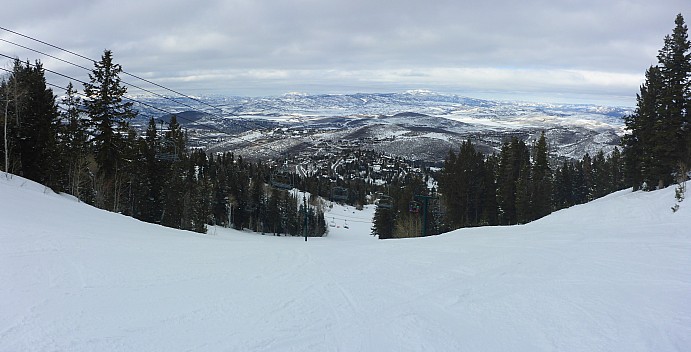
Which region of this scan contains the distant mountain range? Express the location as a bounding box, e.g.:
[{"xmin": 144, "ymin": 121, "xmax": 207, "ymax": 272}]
[{"xmin": 132, "ymin": 91, "xmax": 632, "ymax": 162}]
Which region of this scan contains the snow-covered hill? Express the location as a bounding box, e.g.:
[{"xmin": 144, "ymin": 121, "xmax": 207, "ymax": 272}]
[
  {"xmin": 133, "ymin": 91, "xmax": 631, "ymax": 161},
  {"xmin": 1, "ymin": 173, "xmax": 689, "ymax": 351}
]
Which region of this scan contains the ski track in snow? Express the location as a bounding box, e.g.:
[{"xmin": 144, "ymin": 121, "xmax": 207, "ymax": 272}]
[{"xmin": 1, "ymin": 173, "xmax": 690, "ymax": 351}]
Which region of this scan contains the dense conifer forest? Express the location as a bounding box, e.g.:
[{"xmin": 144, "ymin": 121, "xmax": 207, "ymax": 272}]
[{"xmin": 371, "ymin": 135, "xmax": 628, "ymax": 238}]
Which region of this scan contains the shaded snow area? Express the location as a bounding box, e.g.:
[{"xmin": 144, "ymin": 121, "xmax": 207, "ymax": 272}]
[{"xmin": 1, "ymin": 173, "xmax": 690, "ymax": 351}]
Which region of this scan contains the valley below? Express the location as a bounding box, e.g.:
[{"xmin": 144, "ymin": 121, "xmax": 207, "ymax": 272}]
[{"xmin": 133, "ymin": 91, "xmax": 630, "ymax": 163}]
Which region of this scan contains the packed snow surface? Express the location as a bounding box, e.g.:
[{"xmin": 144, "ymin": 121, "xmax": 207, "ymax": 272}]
[{"xmin": 1, "ymin": 174, "xmax": 690, "ymax": 351}]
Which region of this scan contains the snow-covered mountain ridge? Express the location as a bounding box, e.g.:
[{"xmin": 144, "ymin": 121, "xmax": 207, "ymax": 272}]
[
  {"xmin": 1, "ymin": 173, "xmax": 689, "ymax": 351},
  {"xmin": 134, "ymin": 91, "xmax": 632, "ymax": 161}
]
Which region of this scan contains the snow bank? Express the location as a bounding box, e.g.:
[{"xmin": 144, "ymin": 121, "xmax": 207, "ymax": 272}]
[{"xmin": 1, "ymin": 173, "xmax": 689, "ymax": 351}]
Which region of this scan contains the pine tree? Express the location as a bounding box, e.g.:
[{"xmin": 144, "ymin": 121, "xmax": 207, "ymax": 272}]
[
  {"xmin": 211, "ymin": 155, "xmax": 230, "ymax": 227},
  {"xmin": 160, "ymin": 118, "xmax": 187, "ymax": 228},
  {"xmin": 438, "ymin": 140, "xmax": 490, "ymax": 229},
  {"xmin": 266, "ymin": 188, "xmax": 282, "ymax": 235},
  {"xmin": 531, "ymin": 131, "xmax": 552, "ymax": 219},
  {"xmin": 459, "ymin": 140, "xmax": 486, "ymax": 226},
  {"xmin": 623, "ymin": 14, "xmax": 691, "ymax": 189},
  {"xmin": 248, "ymin": 170, "xmax": 266, "ymax": 232},
  {"xmin": 118, "ymin": 126, "xmax": 143, "ymax": 216},
  {"xmin": 497, "ymin": 137, "xmax": 530, "ymax": 225},
  {"xmin": 8, "ymin": 60, "xmax": 63, "ymax": 190},
  {"xmin": 61, "ymin": 82, "xmax": 93, "ymax": 202},
  {"xmin": 481, "ymin": 154, "xmax": 499, "ymax": 225},
  {"xmin": 657, "ymin": 14, "xmax": 691, "ymax": 176},
  {"xmin": 371, "ymin": 205, "xmax": 396, "ymax": 239},
  {"xmin": 231, "ymin": 168, "xmax": 250, "ymax": 230},
  {"xmin": 138, "ymin": 118, "xmax": 164, "ymax": 223},
  {"xmin": 624, "ymin": 67, "xmax": 661, "ymax": 189},
  {"xmin": 609, "ymin": 147, "xmax": 626, "ymax": 191},
  {"xmin": 439, "ymin": 149, "xmax": 461, "ymax": 227},
  {"xmin": 1, "ymin": 60, "xmax": 28, "ymax": 175},
  {"xmin": 284, "ymin": 192, "xmax": 299, "ymax": 236},
  {"xmin": 514, "ymin": 163, "xmax": 531, "ymax": 224},
  {"xmin": 553, "ymin": 160, "xmax": 574, "ymax": 209},
  {"xmin": 191, "ymin": 150, "xmax": 210, "ymax": 233},
  {"xmin": 591, "ymin": 150, "xmax": 610, "ymax": 198},
  {"xmin": 83, "ymin": 50, "xmax": 137, "ymax": 210},
  {"xmin": 572, "ymin": 159, "xmax": 588, "ymax": 203},
  {"xmin": 315, "ymin": 210, "xmax": 327, "ymax": 237}
]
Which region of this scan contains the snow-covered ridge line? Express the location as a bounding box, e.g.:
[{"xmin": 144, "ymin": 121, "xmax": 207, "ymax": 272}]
[
  {"xmin": 128, "ymin": 91, "xmax": 631, "ymax": 161},
  {"xmin": 132, "ymin": 91, "xmax": 632, "ymax": 119}
]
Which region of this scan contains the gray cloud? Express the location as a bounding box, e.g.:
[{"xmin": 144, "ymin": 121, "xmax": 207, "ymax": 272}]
[{"xmin": 1, "ymin": 0, "xmax": 689, "ymax": 105}]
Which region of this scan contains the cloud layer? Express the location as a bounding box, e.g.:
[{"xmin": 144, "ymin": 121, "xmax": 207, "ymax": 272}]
[{"xmin": 1, "ymin": 0, "xmax": 689, "ymax": 105}]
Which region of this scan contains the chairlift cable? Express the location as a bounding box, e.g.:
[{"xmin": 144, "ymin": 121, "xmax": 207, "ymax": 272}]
[
  {"xmin": 0, "ymin": 52, "xmax": 282, "ymax": 156},
  {"xmin": 0, "ymin": 32, "xmax": 284, "ymax": 155},
  {"xmin": 0, "ymin": 28, "xmax": 273, "ymax": 135}
]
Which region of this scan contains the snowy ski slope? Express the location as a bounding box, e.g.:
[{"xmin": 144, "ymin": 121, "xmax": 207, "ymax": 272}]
[{"xmin": 1, "ymin": 174, "xmax": 689, "ymax": 351}]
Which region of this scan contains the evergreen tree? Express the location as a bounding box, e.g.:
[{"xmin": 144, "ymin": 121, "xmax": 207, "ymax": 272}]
[
  {"xmin": 118, "ymin": 126, "xmax": 143, "ymax": 216},
  {"xmin": 231, "ymin": 168, "xmax": 250, "ymax": 230},
  {"xmin": 531, "ymin": 131, "xmax": 552, "ymax": 219},
  {"xmin": 371, "ymin": 205, "xmax": 396, "ymax": 239},
  {"xmin": 190, "ymin": 150, "xmax": 210, "ymax": 233},
  {"xmin": 248, "ymin": 170, "xmax": 266, "ymax": 232},
  {"xmin": 83, "ymin": 50, "xmax": 137, "ymax": 210},
  {"xmin": 1, "ymin": 60, "xmax": 28, "ymax": 175},
  {"xmin": 514, "ymin": 163, "xmax": 532, "ymax": 224},
  {"xmin": 211, "ymin": 154, "xmax": 230, "ymax": 227},
  {"xmin": 314, "ymin": 210, "xmax": 327, "ymax": 237},
  {"xmin": 160, "ymin": 118, "xmax": 187, "ymax": 229},
  {"xmin": 283, "ymin": 192, "xmax": 299, "ymax": 236},
  {"xmin": 609, "ymin": 147, "xmax": 626, "ymax": 191},
  {"xmin": 624, "ymin": 14, "xmax": 691, "ymax": 189},
  {"xmin": 572, "ymin": 159, "xmax": 588, "ymax": 204},
  {"xmin": 657, "ymin": 14, "xmax": 691, "ymax": 174},
  {"xmin": 266, "ymin": 188, "xmax": 282, "ymax": 235},
  {"xmin": 138, "ymin": 118, "xmax": 164, "ymax": 223},
  {"xmin": 61, "ymin": 82, "xmax": 94, "ymax": 202},
  {"xmin": 3, "ymin": 61, "xmax": 60, "ymax": 188},
  {"xmin": 497, "ymin": 137, "xmax": 530, "ymax": 225},
  {"xmin": 553, "ymin": 160, "xmax": 574, "ymax": 209},
  {"xmin": 438, "ymin": 140, "xmax": 488, "ymax": 228},
  {"xmin": 5, "ymin": 60, "xmax": 65, "ymax": 190},
  {"xmin": 439, "ymin": 149, "xmax": 461, "ymax": 227},
  {"xmin": 623, "ymin": 66, "xmax": 664, "ymax": 189},
  {"xmin": 591, "ymin": 150, "xmax": 610, "ymax": 198},
  {"xmin": 480, "ymin": 154, "xmax": 499, "ymax": 225}
]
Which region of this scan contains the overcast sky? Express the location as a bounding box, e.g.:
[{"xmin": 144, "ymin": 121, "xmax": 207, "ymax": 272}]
[{"xmin": 1, "ymin": 0, "xmax": 690, "ymax": 106}]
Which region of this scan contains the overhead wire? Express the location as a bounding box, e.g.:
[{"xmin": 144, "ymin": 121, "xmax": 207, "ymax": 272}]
[
  {"xmin": 0, "ymin": 27, "xmax": 272, "ymax": 133},
  {"xmin": 327, "ymin": 212, "xmax": 373, "ymax": 223},
  {"xmin": 0, "ymin": 26, "xmax": 230, "ymax": 114},
  {"xmin": 0, "ymin": 37, "xmax": 273, "ymax": 140},
  {"xmin": 0, "ymin": 66, "xmax": 82, "ymax": 115},
  {"xmin": 0, "ymin": 53, "xmax": 172, "ymax": 116},
  {"xmin": 0, "ymin": 53, "xmax": 280, "ymax": 157},
  {"xmin": 0, "ymin": 34, "xmax": 286, "ymax": 156},
  {"xmin": 0, "ymin": 61, "xmax": 278, "ymax": 160}
]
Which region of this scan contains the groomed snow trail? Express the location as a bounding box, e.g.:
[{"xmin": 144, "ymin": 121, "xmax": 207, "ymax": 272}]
[{"xmin": 1, "ymin": 174, "xmax": 690, "ymax": 351}]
